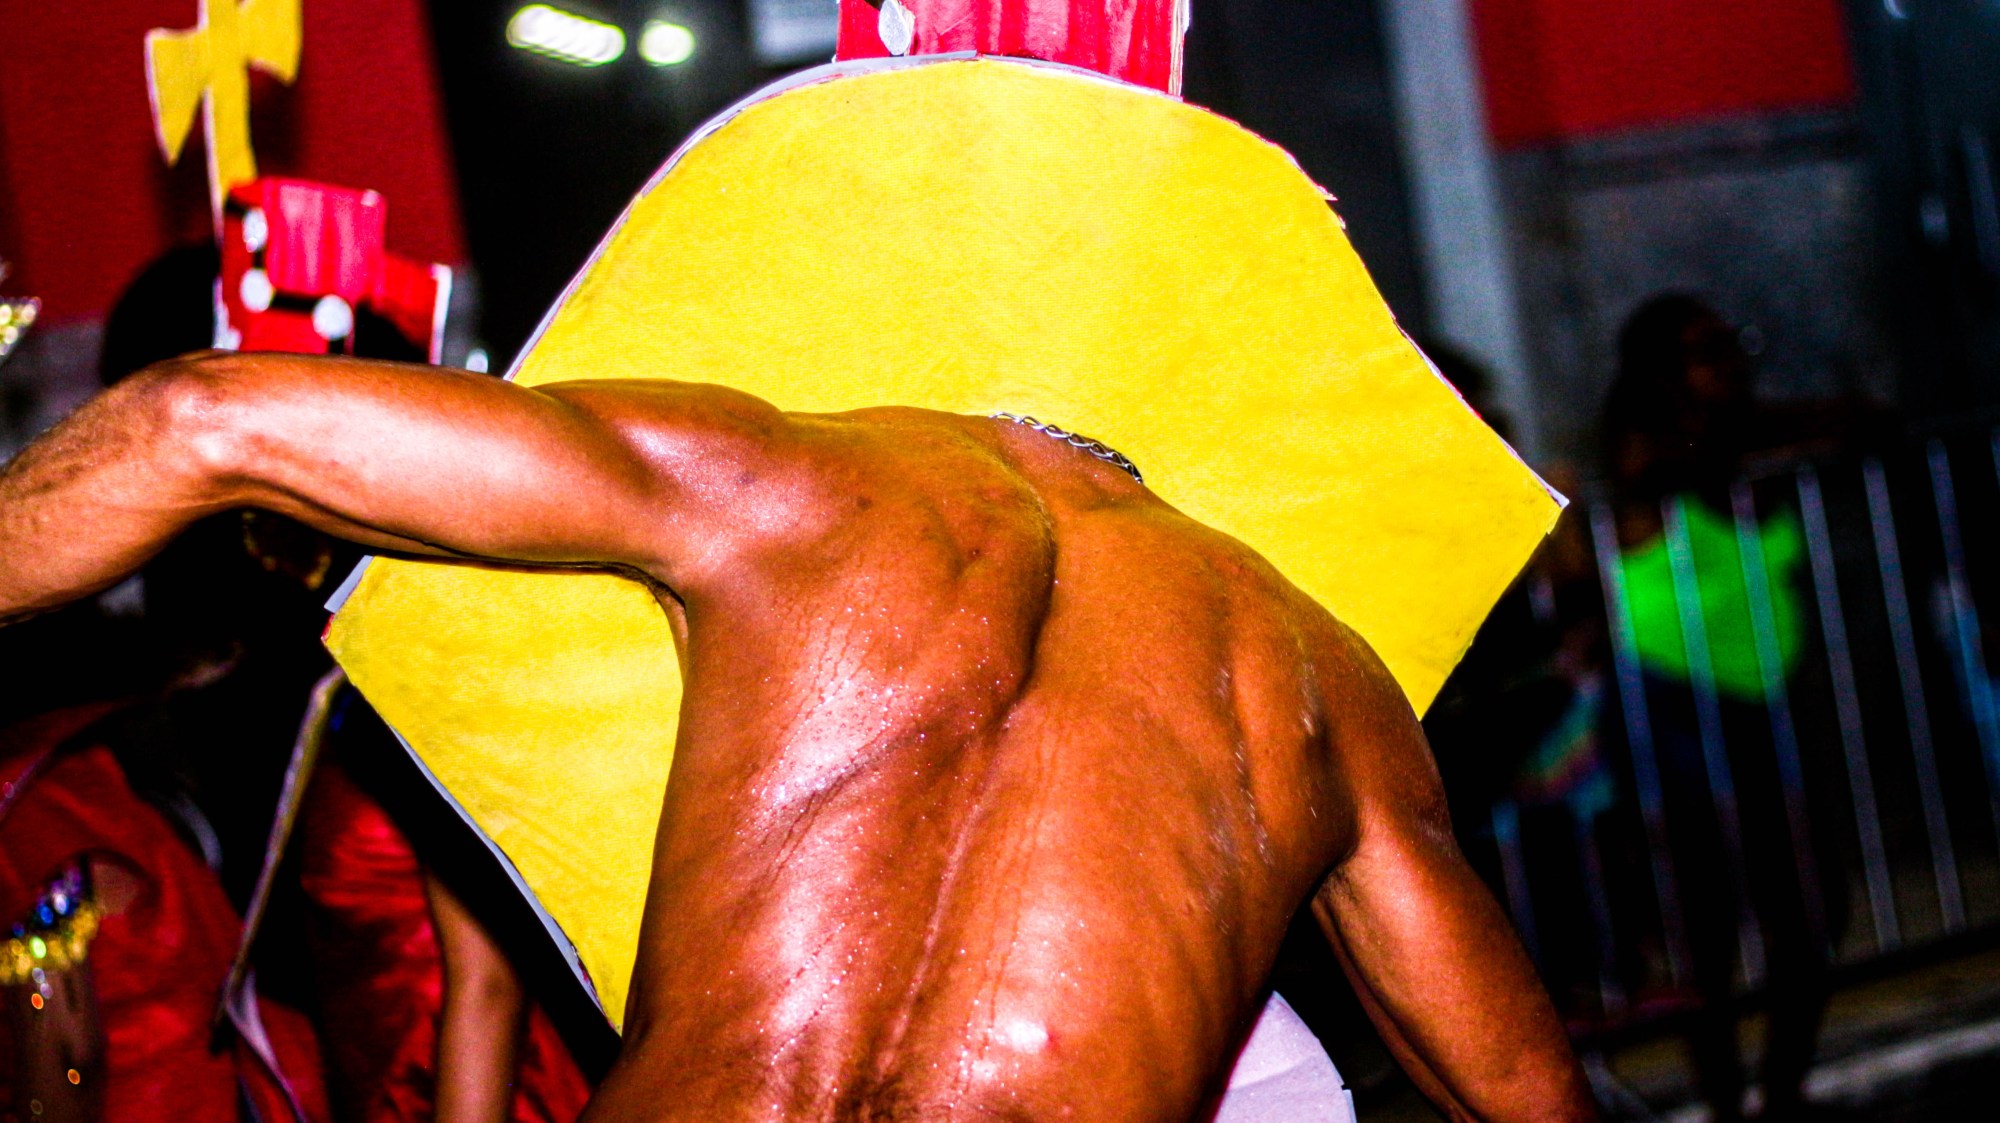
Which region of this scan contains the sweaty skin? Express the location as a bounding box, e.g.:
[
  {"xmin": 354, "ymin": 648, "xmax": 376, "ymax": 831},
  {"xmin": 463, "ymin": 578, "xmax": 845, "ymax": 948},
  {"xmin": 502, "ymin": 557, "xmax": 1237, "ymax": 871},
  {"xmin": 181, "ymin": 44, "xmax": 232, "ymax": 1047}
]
[{"xmin": 0, "ymin": 354, "xmax": 1596, "ymax": 1122}]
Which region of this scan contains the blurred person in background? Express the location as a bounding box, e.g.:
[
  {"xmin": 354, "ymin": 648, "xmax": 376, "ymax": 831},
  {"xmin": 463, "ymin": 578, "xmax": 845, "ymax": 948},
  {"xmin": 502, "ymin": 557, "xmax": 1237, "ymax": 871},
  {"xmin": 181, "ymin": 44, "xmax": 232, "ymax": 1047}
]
[
  {"xmin": 5, "ymin": 244, "xmax": 591, "ymax": 1123},
  {"xmin": 1601, "ymin": 294, "xmax": 1860, "ymax": 1122},
  {"xmin": 0, "ymin": 247, "xmax": 330, "ymax": 1123},
  {"xmin": 298, "ymin": 689, "xmax": 595, "ymax": 1123},
  {"xmin": 0, "ymin": 700, "xmax": 333, "ymax": 1123}
]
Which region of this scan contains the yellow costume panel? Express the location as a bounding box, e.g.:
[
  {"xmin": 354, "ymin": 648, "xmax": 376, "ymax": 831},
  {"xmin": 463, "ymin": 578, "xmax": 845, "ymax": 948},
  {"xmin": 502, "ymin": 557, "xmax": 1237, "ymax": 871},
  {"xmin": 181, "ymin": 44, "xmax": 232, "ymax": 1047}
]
[{"xmin": 327, "ymin": 56, "xmax": 1562, "ymax": 1028}]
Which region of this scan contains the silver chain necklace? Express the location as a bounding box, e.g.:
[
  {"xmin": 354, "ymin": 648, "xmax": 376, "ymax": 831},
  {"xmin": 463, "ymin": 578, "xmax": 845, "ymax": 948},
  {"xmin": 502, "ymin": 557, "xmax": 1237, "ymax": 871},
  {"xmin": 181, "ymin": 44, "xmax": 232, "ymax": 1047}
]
[{"xmin": 991, "ymin": 412, "xmax": 1144, "ymax": 486}]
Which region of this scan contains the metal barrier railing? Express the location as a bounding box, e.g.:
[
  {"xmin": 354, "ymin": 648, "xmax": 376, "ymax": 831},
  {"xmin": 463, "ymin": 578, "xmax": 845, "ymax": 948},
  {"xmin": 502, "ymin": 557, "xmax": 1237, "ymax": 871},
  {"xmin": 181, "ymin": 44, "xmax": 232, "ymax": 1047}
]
[{"xmin": 1461, "ymin": 427, "xmax": 2000, "ymax": 1035}]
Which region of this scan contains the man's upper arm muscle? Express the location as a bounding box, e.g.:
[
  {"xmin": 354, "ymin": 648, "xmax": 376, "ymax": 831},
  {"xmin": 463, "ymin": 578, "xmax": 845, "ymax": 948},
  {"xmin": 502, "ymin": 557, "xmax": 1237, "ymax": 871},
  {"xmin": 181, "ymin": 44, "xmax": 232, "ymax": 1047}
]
[
  {"xmin": 0, "ymin": 353, "xmax": 788, "ymax": 620},
  {"xmin": 194, "ymin": 358, "xmax": 671, "ymax": 560},
  {"xmin": 1310, "ymin": 625, "xmax": 1596, "ymax": 1122}
]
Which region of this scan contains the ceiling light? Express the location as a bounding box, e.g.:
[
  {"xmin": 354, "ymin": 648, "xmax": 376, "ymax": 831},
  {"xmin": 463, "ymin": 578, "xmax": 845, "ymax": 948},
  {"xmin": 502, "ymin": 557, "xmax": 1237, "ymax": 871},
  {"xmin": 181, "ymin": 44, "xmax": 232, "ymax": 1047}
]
[
  {"xmin": 507, "ymin": 5, "xmax": 626, "ymax": 67},
  {"xmin": 639, "ymin": 20, "xmax": 697, "ymax": 66}
]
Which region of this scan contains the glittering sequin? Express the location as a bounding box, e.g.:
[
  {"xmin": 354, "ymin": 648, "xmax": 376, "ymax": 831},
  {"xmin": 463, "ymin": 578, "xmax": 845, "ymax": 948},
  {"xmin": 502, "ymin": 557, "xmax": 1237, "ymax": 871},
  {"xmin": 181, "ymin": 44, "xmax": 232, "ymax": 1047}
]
[{"xmin": 2, "ymin": 864, "xmax": 100, "ymax": 985}]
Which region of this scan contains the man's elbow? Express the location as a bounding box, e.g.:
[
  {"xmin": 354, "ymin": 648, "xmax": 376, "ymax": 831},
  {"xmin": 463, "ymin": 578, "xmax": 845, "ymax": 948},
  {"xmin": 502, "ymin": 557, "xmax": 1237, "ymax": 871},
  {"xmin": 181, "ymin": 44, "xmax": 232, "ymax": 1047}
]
[{"xmin": 123, "ymin": 352, "xmax": 267, "ymax": 499}]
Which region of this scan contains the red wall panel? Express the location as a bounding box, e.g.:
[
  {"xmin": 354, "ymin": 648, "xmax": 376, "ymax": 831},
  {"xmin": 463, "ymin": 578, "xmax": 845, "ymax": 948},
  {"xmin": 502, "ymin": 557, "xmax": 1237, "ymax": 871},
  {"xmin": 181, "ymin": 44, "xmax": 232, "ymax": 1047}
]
[
  {"xmin": 1472, "ymin": 0, "xmax": 1858, "ymax": 149},
  {"xmin": 0, "ymin": 0, "xmax": 464, "ymax": 326}
]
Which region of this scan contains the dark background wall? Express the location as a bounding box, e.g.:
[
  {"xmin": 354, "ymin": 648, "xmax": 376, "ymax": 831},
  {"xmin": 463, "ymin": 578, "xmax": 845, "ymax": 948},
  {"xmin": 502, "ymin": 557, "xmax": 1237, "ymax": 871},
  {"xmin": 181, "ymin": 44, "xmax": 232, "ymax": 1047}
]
[
  {"xmin": 1464, "ymin": 0, "xmax": 1894, "ymax": 463},
  {"xmin": 1844, "ymin": 0, "xmax": 2000, "ymax": 423},
  {"xmin": 1498, "ymin": 108, "xmax": 1897, "ymax": 461}
]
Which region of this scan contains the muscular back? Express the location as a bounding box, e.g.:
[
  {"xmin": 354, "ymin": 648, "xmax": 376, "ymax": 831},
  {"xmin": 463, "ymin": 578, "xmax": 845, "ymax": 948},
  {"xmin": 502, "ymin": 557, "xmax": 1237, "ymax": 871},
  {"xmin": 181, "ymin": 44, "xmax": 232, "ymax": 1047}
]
[
  {"xmin": 0, "ymin": 356, "xmax": 1593, "ymax": 1123},
  {"xmin": 608, "ymin": 406, "xmax": 1367, "ymax": 1120}
]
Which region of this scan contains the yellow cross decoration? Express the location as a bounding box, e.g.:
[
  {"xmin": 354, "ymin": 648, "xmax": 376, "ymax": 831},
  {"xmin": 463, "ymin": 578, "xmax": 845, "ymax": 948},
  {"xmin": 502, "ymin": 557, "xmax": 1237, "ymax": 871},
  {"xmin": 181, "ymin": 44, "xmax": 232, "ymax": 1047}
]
[{"xmin": 146, "ymin": 0, "xmax": 302, "ymax": 216}]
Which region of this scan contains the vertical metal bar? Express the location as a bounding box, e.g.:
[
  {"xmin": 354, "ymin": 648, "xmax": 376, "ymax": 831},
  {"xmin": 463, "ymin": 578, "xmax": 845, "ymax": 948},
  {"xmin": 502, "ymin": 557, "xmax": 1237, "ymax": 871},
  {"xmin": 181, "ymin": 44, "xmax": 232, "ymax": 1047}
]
[
  {"xmin": 1491, "ymin": 799, "xmax": 1541, "ymax": 965},
  {"xmin": 1663, "ymin": 495, "xmax": 1766, "ymax": 985},
  {"xmin": 1589, "ymin": 501, "xmax": 1694, "ymax": 985},
  {"xmin": 1963, "ymin": 127, "xmax": 2000, "ymax": 280},
  {"xmin": 1799, "ymin": 468, "xmax": 1899, "ymax": 952},
  {"xmin": 1929, "ymin": 440, "xmax": 2000, "ymax": 852},
  {"xmin": 1731, "ymin": 481, "xmax": 1828, "ymax": 949},
  {"xmin": 1865, "ymin": 456, "xmax": 1965, "ymax": 931},
  {"xmin": 1572, "ymin": 808, "xmax": 1629, "ymax": 1020}
]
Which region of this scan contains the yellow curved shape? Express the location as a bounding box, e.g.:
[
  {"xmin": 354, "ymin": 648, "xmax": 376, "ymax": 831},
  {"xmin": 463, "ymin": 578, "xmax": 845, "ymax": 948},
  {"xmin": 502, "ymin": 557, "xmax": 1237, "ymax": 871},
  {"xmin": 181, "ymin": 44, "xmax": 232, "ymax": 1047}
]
[{"xmin": 327, "ymin": 57, "xmax": 1561, "ymax": 1029}]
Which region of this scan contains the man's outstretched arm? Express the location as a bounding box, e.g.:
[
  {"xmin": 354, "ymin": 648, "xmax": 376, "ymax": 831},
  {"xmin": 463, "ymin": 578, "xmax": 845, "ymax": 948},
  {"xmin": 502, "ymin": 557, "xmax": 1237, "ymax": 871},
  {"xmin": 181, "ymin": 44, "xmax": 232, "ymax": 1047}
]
[
  {"xmin": 1312, "ymin": 628, "xmax": 1597, "ymax": 1123},
  {"xmin": 0, "ymin": 352, "xmax": 781, "ymax": 623}
]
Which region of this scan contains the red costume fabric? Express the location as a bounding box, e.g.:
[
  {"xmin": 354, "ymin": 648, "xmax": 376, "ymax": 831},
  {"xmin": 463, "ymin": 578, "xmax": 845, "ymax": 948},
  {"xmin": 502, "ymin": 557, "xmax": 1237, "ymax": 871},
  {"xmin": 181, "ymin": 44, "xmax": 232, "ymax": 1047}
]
[
  {"xmin": 298, "ymin": 758, "xmax": 591, "ymax": 1123},
  {"xmin": 834, "ymin": 0, "xmax": 1184, "ymax": 93},
  {"xmin": 0, "ymin": 704, "xmax": 330, "ymax": 1123}
]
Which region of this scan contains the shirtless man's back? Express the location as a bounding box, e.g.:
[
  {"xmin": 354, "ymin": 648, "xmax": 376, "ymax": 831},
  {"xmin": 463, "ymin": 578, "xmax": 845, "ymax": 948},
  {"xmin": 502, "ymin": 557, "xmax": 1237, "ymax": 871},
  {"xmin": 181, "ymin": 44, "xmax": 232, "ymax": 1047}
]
[{"xmin": 0, "ymin": 355, "xmax": 1595, "ymax": 1121}]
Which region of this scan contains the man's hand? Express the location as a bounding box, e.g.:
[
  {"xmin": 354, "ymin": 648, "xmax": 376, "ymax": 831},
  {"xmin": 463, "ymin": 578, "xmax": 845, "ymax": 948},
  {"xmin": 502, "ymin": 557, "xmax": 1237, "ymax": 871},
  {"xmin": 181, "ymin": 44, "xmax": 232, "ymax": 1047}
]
[
  {"xmin": 0, "ymin": 352, "xmax": 793, "ymax": 624},
  {"xmin": 1313, "ymin": 628, "xmax": 1598, "ymax": 1122}
]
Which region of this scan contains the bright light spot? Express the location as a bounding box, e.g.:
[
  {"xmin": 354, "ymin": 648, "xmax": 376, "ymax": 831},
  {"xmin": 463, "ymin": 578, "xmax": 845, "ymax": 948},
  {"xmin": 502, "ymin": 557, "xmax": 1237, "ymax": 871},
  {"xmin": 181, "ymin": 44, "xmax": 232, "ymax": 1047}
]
[
  {"xmin": 639, "ymin": 20, "xmax": 696, "ymax": 66},
  {"xmin": 999, "ymin": 1019, "xmax": 1049, "ymax": 1053},
  {"xmin": 465, "ymin": 347, "xmax": 491, "ymax": 374},
  {"xmin": 507, "ymin": 5, "xmax": 626, "ymax": 67}
]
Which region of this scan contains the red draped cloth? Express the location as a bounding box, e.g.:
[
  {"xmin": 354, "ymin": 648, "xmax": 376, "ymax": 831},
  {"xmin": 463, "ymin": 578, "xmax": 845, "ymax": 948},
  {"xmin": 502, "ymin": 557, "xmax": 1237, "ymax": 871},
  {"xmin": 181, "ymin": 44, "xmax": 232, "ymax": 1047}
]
[
  {"xmin": 298, "ymin": 758, "xmax": 591, "ymax": 1123},
  {"xmin": 0, "ymin": 704, "xmax": 330, "ymax": 1123}
]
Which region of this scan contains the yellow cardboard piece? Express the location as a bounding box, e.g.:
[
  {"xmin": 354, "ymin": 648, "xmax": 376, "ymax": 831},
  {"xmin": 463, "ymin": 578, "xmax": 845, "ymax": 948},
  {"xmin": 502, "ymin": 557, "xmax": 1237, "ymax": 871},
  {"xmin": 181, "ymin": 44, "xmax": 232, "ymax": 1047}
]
[
  {"xmin": 327, "ymin": 57, "xmax": 1562, "ymax": 1029},
  {"xmin": 146, "ymin": 0, "xmax": 302, "ymax": 213}
]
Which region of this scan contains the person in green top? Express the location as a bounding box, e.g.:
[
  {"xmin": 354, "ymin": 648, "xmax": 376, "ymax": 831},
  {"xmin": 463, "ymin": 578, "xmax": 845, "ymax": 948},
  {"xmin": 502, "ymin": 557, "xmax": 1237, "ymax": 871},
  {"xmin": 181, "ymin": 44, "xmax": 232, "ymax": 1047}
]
[
  {"xmin": 1602, "ymin": 294, "xmax": 1838, "ymax": 1123},
  {"xmin": 1619, "ymin": 500, "xmax": 1807, "ymax": 701}
]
